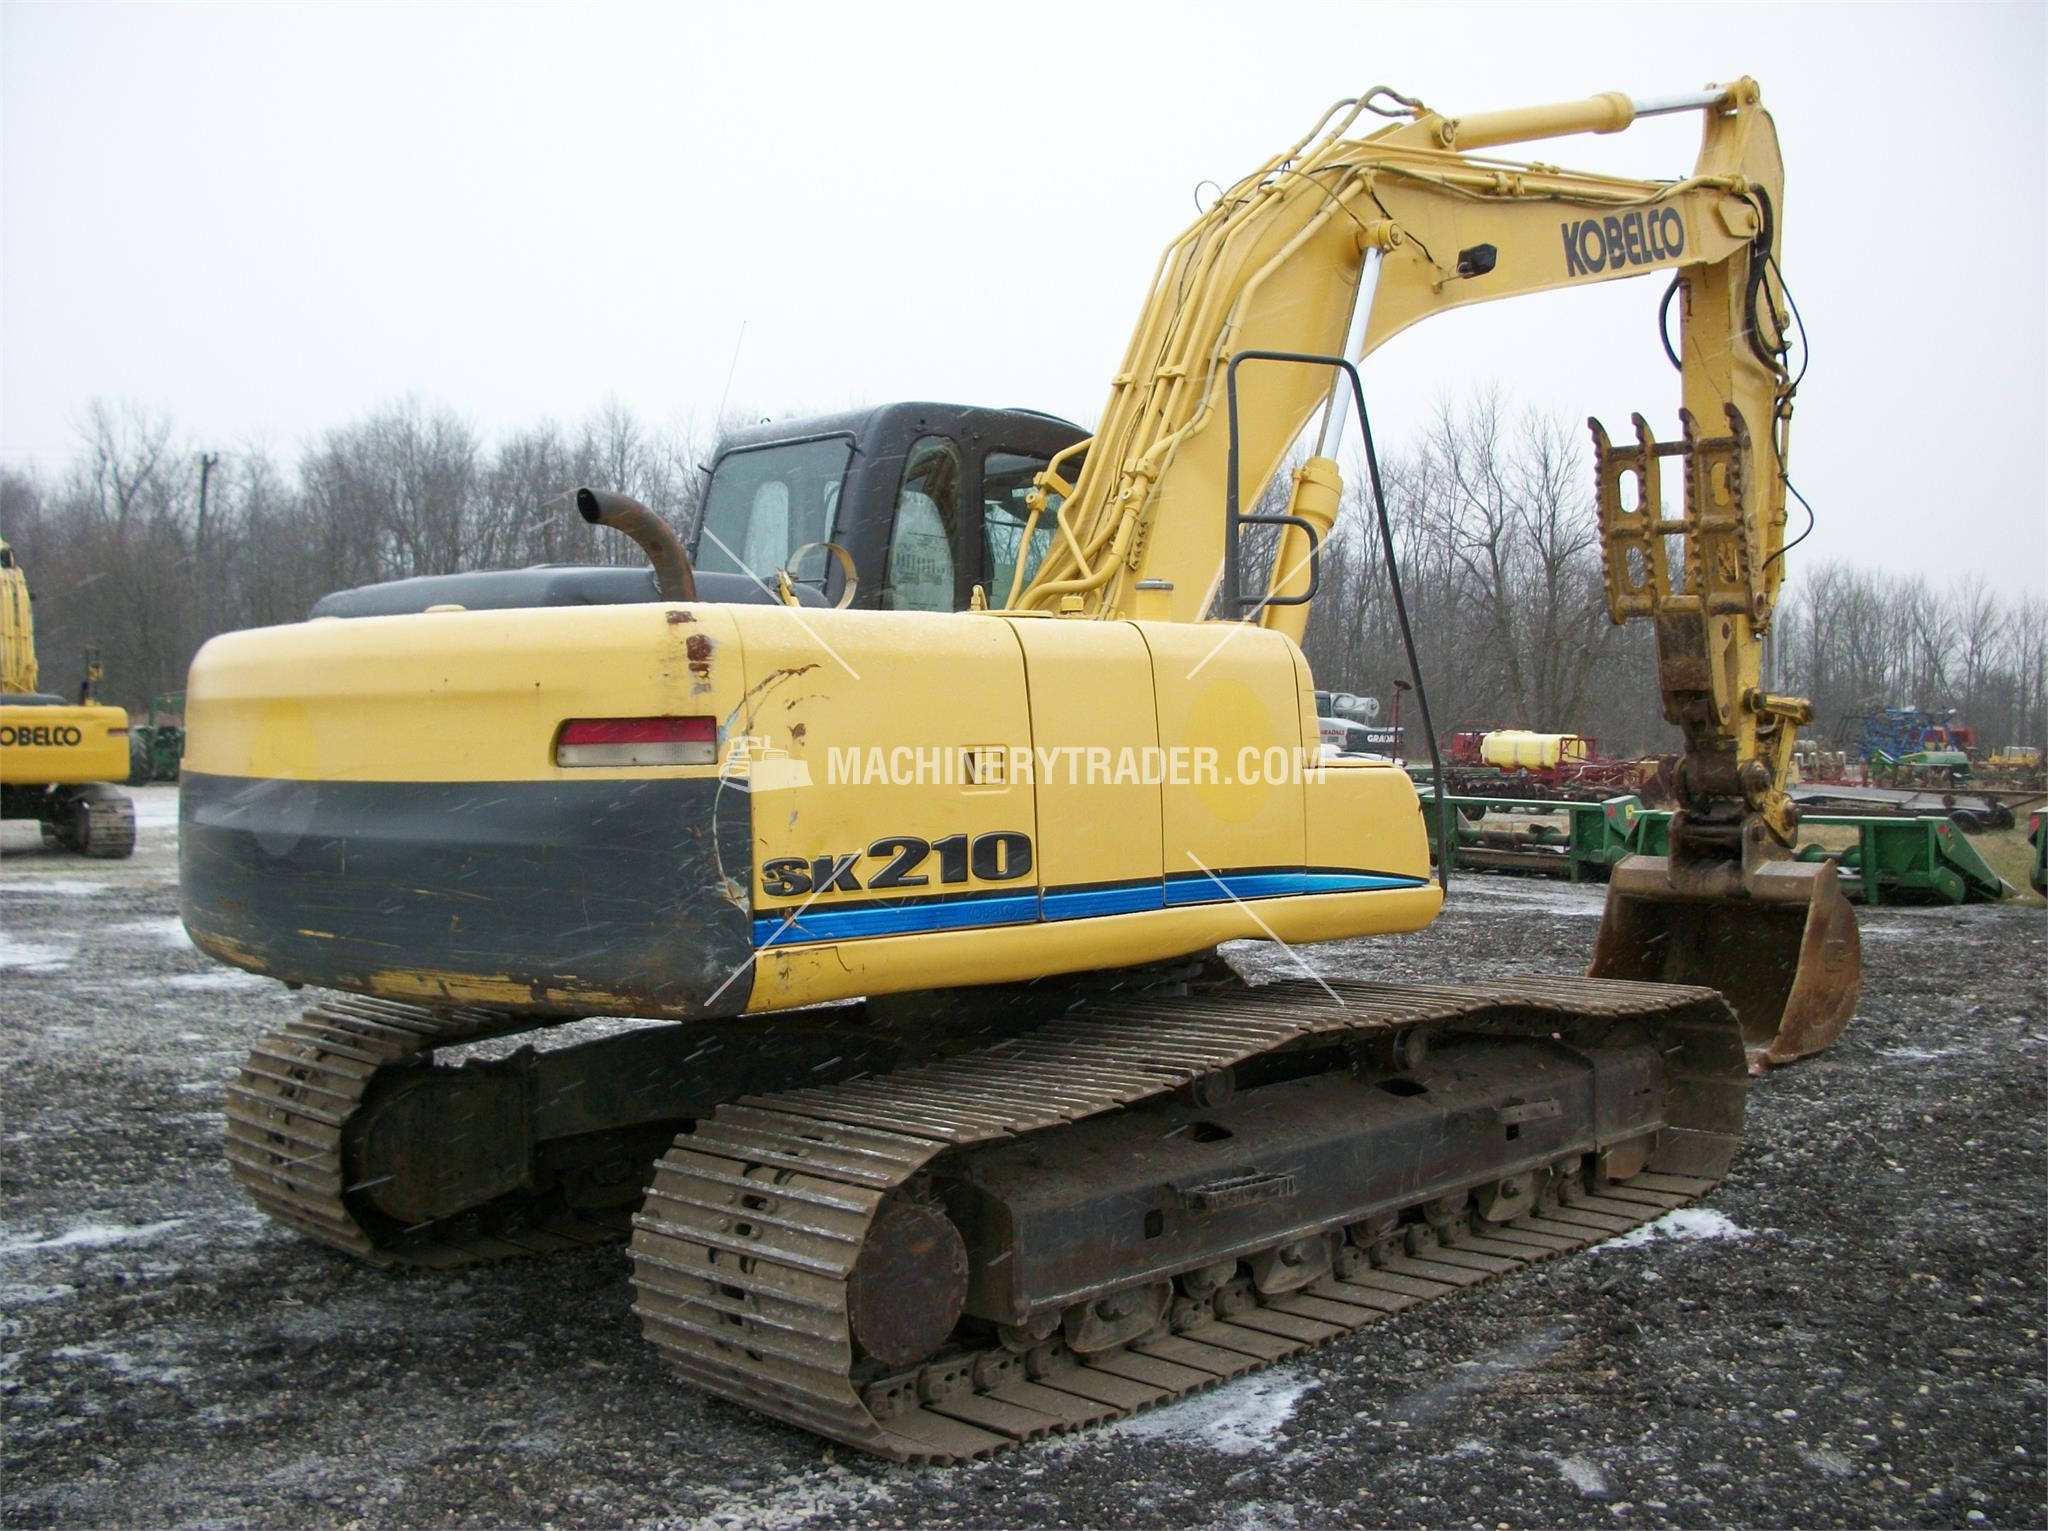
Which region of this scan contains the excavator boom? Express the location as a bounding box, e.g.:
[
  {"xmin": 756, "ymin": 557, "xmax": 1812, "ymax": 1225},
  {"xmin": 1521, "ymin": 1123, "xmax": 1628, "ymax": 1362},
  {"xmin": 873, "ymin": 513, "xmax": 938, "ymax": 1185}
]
[{"xmin": 1007, "ymin": 78, "xmax": 1856, "ymax": 1064}]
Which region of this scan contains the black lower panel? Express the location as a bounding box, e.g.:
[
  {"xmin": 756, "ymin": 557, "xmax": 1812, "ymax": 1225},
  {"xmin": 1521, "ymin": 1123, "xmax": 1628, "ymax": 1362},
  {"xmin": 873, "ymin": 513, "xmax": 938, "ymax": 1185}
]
[{"xmin": 180, "ymin": 771, "xmax": 754, "ymax": 1018}]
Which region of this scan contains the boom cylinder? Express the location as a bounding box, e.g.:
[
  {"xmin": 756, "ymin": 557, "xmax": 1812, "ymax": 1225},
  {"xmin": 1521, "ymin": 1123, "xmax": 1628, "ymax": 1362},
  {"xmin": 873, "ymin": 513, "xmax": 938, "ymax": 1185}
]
[{"xmin": 1438, "ymin": 85, "xmax": 1730, "ymax": 152}]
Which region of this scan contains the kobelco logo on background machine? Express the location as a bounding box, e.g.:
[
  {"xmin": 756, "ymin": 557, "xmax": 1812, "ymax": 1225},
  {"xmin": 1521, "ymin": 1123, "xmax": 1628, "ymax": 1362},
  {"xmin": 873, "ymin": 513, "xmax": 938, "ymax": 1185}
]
[
  {"xmin": 1562, "ymin": 208, "xmax": 1685, "ymax": 276},
  {"xmin": 0, "ymin": 723, "xmax": 85, "ymax": 748}
]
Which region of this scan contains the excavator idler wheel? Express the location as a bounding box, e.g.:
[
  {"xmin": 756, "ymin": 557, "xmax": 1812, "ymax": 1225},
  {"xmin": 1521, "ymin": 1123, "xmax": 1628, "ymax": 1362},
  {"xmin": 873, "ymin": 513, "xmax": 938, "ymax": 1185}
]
[
  {"xmin": 971, "ymin": 1351, "xmax": 1021, "ymax": 1393},
  {"xmin": 1063, "ymin": 1281, "xmax": 1171, "ymax": 1354},
  {"xmin": 1025, "ymin": 1336, "xmax": 1076, "ymax": 1381},
  {"xmin": 1249, "ymin": 1234, "xmax": 1335, "ymax": 1295},
  {"xmin": 1180, "ymin": 1259, "xmax": 1239, "ymax": 1299},
  {"xmin": 1474, "ymin": 1171, "xmax": 1545, "ymax": 1223},
  {"xmin": 1215, "ymin": 1275, "xmax": 1257, "ymax": 1318},
  {"xmin": 1357, "ymin": 1028, "xmax": 1429, "ymax": 1075},
  {"xmin": 846, "ymin": 1200, "xmax": 967, "ymax": 1371},
  {"xmin": 998, "ymin": 1312, "xmax": 1059, "ymax": 1353},
  {"xmin": 1596, "ymin": 1135, "xmax": 1653, "ymax": 1184}
]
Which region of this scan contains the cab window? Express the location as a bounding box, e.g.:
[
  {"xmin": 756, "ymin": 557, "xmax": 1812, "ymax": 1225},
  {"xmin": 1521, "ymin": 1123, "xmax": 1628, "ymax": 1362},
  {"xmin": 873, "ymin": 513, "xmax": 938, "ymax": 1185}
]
[
  {"xmin": 696, "ymin": 437, "xmax": 851, "ymax": 581},
  {"xmin": 882, "ymin": 435, "xmax": 961, "ymax": 611},
  {"xmin": 982, "ymin": 450, "xmax": 1063, "ymax": 604}
]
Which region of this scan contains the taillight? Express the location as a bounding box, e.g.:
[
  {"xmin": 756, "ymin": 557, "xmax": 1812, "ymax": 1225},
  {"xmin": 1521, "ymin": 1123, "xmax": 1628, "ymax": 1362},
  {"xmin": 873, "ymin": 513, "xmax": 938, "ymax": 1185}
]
[{"xmin": 555, "ymin": 716, "xmax": 717, "ymax": 768}]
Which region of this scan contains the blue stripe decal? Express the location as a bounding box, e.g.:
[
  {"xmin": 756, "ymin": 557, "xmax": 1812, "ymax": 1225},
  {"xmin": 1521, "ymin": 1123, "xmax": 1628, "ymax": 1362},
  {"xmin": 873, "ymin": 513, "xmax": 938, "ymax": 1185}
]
[
  {"xmin": 754, "ymin": 870, "xmax": 1426, "ymax": 947},
  {"xmin": 754, "ymin": 893, "xmax": 1039, "ymax": 948},
  {"xmin": 1164, "ymin": 870, "xmax": 1426, "ymax": 907},
  {"xmin": 1041, "ymin": 883, "xmax": 1166, "ymax": 921}
]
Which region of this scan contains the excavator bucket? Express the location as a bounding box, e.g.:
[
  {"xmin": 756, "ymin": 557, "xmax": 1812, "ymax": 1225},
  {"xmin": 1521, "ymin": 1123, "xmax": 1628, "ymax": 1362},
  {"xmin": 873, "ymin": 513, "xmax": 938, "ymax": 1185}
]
[{"xmin": 1590, "ymin": 855, "xmax": 1860, "ymax": 1069}]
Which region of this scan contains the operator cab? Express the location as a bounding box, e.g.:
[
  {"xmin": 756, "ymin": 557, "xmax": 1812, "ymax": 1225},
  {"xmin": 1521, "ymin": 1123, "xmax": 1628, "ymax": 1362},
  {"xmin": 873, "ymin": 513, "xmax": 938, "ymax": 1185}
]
[
  {"xmin": 306, "ymin": 402, "xmax": 1087, "ymax": 620},
  {"xmin": 695, "ymin": 402, "xmax": 1087, "ymax": 613}
]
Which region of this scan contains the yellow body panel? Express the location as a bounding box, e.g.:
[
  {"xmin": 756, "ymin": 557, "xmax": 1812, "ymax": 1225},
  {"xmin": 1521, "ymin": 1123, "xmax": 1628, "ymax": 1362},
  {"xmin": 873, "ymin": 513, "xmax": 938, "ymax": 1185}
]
[
  {"xmin": 1142, "ymin": 622, "xmax": 1309, "ymax": 885},
  {"xmin": 0, "ymin": 702, "xmax": 130, "ymax": 785},
  {"xmin": 181, "ymin": 601, "xmax": 1438, "ymax": 1018},
  {"xmin": 183, "ymin": 604, "xmax": 750, "ymax": 784},
  {"xmin": 1009, "ymin": 618, "xmax": 1163, "ymax": 896},
  {"xmin": 746, "ymin": 884, "xmax": 1441, "ymax": 1013},
  {"xmin": 724, "ymin": 605, "xmax": 1037, "ymax": 933}
]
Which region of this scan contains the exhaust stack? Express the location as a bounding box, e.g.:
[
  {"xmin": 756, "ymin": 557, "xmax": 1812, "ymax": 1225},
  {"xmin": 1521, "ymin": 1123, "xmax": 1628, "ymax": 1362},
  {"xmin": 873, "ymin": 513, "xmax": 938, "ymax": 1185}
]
[{"xmin": 576, "ymin": 488, "xmax": 697, "ymax": 603}]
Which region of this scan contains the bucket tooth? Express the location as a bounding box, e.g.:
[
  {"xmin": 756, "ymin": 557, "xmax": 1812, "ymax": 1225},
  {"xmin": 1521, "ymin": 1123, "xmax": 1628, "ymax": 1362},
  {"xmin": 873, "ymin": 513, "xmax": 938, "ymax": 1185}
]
[{"xmin": 1589, "ymin": 855, "xmax": 1860, "ymax": 1070}]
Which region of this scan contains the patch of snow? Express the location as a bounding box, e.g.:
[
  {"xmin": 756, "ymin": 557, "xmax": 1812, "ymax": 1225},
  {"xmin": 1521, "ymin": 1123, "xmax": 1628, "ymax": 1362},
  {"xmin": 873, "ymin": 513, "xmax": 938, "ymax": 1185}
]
[
  {"xmin": 1600, "ymin": 1207, "xmax": 1752, "ymax": 1251},
  {"xmin": 676, "ymin": 1464, "xmax": 897, "ymax": 1530},
  {"xmin": 161, "ymin": 969, "xmax": 273, "ymax": 992},
  {"xmin": 128, "ymin": 788, "xmax": 181, "ymax": 830},
  {"xmin": 0, "ymin": 1218, "xmax": 188, "ymax": 1258},
  {"xmin": 0, "ymin": 1282, "xmax": 76, "ymax": 1306},
  {"xmin": 0, "ymin": 879, "xmax": 110, "ymax": 899},
  {"xmin": 52, "ymin": 1343, "xmax": 194, "ymax": 1385},
  {"xmin": 0, "ymin": 935, "xmax": 74, "ymax": 972},
  {"xmin": 112, "ymin": 917, "xmax": 195, "ymax": 950},
  {"xmin": 1382, "ymin": 1327, "xmax": 1568, "ymax": 1426},
  {"xmin": 1554, "ymin": 1453, "xmax": 1610, "ymax": 1495},
  {"xmin": 1450, "ymin": 882, "xmax": 1606, "ymax": 917},
  {"xmin": 1110, "ymin": 1367, "xmax": 1319, "ymax": 1456},
  {"xmin": 1800, "ymin": 1444, "xmax": 1856, "ymax": 1477}
]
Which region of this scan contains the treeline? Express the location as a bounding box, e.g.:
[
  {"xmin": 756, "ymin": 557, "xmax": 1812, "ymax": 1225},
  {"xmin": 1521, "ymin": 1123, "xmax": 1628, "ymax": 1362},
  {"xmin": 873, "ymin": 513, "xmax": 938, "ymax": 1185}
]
[
  {"xmin": 2, "ymin": 395, "xmax": 2041, "ymax": 760},
  {"xmin": 1774, "ymin": 565, "xmax": 2047, "ymax": 756},
  {"xmin": 1297, "ymin": 395, "xmax": 1665, "ymax": 753},
  {"xmin": 1295, "ymin": 392, "xmax": 2045, "ymax": 756},
  {"xmin": 0, "ymin": 400, "xmax": 716, "ymax": 708}
]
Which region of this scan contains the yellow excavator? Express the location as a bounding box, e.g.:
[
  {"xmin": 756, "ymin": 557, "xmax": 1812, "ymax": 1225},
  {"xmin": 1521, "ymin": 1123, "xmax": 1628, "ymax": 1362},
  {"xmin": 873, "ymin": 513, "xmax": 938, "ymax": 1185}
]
[
  {"xmin": 183, "ymin": 79, "xmax": 1857, "ymax": 1459},
  {"xmin": 0, "ymin": 541, "xmax": 136, "ymax": 857}
]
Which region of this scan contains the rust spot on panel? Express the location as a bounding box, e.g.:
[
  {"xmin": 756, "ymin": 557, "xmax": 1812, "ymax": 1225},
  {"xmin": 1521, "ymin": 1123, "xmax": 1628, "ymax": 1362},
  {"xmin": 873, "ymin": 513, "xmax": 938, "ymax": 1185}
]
[
  {"xmin": 686, "ymin": 632, "xmax": 715, "ymax": 685},
  {"xmin": 666, "ymin": 610, "xmax": 694, "ymax": 625},
  {"xmin": 790, "ymin": 723, "xmax": 807, "ymax": 744}
]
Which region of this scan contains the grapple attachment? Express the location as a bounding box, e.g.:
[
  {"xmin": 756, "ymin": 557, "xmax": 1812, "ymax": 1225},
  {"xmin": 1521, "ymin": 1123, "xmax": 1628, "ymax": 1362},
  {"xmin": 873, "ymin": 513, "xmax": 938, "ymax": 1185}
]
[{"xmin": 1589, "ymin": 854, "xmax": 1860, "ymax": 1069}]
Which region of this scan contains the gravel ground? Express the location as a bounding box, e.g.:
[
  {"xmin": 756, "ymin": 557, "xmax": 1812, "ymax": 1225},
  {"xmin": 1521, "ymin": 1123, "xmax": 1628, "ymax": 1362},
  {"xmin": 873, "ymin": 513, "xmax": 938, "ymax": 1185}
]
[{"xmin": 2, "ymin": 786, "xmax": 2042, "ymax": 1529}]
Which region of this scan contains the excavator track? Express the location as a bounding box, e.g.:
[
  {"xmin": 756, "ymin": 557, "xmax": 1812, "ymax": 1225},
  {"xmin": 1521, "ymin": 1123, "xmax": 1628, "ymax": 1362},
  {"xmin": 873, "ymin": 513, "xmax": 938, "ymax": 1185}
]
[
  {"xmin": 78, "ymin": 788, "xmax": 135, "ymax": 858},
  {"xmin": 225, "ymin": 996, "xmax": 628, "ymax": 1268},
  {"xmin": 37, "ymin": 784, "xmax": 134, "ymax": 858},
  {"xmin": 630, "ymin": 976, "xmax": 1745, "ymax": 1462}
]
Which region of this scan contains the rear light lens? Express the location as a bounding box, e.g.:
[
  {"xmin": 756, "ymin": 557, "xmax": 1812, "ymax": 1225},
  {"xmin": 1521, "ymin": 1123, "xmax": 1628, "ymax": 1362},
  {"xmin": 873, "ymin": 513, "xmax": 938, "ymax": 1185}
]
[{"xmin": 555, "ymin": 716, "xmax": 717, "ymax": 768}]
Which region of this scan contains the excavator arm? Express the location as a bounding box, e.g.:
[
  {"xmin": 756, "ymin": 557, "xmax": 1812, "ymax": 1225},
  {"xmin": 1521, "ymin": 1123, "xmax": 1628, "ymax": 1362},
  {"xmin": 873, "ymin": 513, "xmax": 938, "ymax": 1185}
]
[{"xmin": 1017, "ymin": 79, "xmax": 1856, "ymax": 1064}]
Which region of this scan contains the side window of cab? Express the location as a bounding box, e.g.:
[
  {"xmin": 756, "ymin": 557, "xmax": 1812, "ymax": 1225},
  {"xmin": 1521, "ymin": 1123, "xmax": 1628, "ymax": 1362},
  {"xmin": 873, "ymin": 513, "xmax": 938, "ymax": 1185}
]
[
  {"xmin": 882, "ymin": 435, "xmax": 962, "ymax": 611},
  {"xmin": 982, "ymin": 450, "xmax": 1068, "ymax": 606}
]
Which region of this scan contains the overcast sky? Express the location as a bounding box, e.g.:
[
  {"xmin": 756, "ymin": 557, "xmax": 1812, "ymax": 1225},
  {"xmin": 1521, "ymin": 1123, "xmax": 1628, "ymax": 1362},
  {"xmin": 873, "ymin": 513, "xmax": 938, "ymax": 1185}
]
[{"xmin": 2, "ymin": 1, "xmax": 2042, "ymax": 595}]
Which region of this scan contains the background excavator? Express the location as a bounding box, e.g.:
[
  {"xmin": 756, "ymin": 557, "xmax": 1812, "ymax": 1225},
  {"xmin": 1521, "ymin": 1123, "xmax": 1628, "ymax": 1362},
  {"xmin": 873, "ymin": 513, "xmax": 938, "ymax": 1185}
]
[
  {"xmin": 181, "ymin": 78, "xmax": 1857, "ymax": 1460},
  {"xmin": 0, "ymin": 540, "xmax": 137, "ymax": 857}
]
